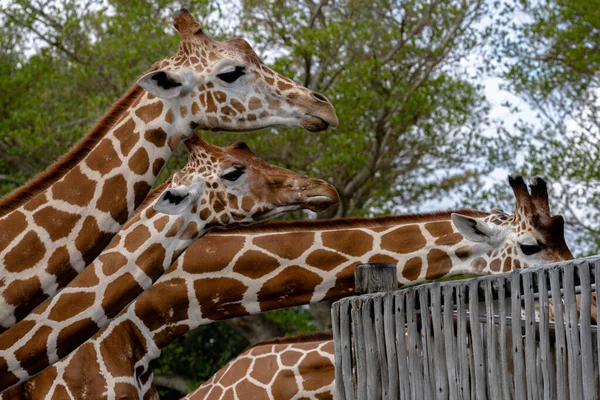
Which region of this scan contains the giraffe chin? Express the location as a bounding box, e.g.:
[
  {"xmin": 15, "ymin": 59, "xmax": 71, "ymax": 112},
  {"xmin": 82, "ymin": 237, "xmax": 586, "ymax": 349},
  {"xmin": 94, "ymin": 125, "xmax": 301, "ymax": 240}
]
[
  {"xmin": 301, "ymin": 115, "xmax": 330, "ymax": 132},
  {"xmin": 306, "ymin": 195, "xmax": 336, "ymax": 212}
]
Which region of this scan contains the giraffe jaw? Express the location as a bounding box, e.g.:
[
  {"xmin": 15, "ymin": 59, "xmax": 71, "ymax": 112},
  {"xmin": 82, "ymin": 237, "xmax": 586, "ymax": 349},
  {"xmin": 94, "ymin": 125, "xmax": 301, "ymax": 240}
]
[{"xmin": 301, "ymin": 115, "xmax": 333, "ymax": 132}]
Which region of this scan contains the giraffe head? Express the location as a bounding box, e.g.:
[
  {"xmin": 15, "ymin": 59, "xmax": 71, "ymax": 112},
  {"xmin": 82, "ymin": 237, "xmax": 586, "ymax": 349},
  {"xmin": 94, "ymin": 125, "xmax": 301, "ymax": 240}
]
[
  {"xmin": 137, "ymin": 9, "xmax": 338, "ymax": 134},
  {"xmin": 451, "ymin": 175, "xmax": 573, "ymax": 272},
  {"xmin": 154, "ymin": 134, "xmax": 339, "ymax": 229}
]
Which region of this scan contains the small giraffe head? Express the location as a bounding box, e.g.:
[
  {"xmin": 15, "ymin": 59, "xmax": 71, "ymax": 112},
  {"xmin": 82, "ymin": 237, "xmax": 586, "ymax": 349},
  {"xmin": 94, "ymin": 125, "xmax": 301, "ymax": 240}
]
[
  {"xmin": 137, "ymin": 9, "xmax": 338, "ymax": 134},
  {"xmin": 154, "ymin": 134, "xmax": 339, "ymax": 230},
  {"xmin": 451, "ymin": 175, "xmax": 572, "ymax": 272}
]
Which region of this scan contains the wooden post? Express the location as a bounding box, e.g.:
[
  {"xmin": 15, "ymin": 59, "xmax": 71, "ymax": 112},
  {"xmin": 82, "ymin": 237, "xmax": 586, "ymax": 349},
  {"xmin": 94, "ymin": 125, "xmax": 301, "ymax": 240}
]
[{"xmin": 354, "ymin": 262, "xmax": 397, "ymax": 295}]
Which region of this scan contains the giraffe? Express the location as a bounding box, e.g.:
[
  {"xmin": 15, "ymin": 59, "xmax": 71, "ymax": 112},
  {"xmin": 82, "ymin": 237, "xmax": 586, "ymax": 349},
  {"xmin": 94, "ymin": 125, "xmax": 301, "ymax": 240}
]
[
  {"xmin": 0, "ymin": 133, "xmax": 338, "ymax": 392},
  {"xmin": 0, "ymin": 175, "xmax": 573, "ymax": 399},
  {"xmin": 186, "ymin": 332, "xmax": 336, "ymax": 400},
  {"xmin": 0, "ymin": 8, "xmax": 338, "ymax": 331}
]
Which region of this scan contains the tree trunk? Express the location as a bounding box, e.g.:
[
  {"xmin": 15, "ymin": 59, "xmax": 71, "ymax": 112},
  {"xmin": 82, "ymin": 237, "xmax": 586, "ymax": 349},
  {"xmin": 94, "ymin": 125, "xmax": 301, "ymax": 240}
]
[
  {"xmin": 223, "ymin": 314, "xmax": 283, "ymax": 344},
  {"xmin": 154, "ymin": 374, "xmax": 191, "ymax": 394},
  {"xmin": 310, "ymin": 300, "xmax": 333, "ymax": 330}
]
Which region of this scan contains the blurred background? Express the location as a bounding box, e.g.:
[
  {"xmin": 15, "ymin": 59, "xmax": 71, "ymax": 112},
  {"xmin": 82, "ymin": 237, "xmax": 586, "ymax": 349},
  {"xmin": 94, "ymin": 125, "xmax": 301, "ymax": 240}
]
[{"xmin": 1, "ymin": 0, "xmax": 598, "ymax": 396}]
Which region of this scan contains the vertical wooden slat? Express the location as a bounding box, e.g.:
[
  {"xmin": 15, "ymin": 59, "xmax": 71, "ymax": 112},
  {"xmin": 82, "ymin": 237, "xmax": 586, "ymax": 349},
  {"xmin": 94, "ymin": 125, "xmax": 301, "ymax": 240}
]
[
  {"xmin": 431, "ymin": 283, "xmax": 448, "ymax": 399},
  {"xmin": 383, "ymin": 293, "xmax": 399, "ymax": 400},
  {"xmin": 549, "ymin": 268, "xmax": 568, "ymax": 400},
  {"xmin": 351, "ymin": 298, "xmax": 367, "ymax": 400},
  {"xmin": 419, "ymin": 288, "xmax": 434, "ymax": 398},
  {"xmin": 372, "ymin": 296, "xmax": 389, "ymax": 399},
  {"xmin": 469, "ymin": 281, "xmax": 487, "ymax": 399},
  {"xmin": 497, "ymin": 276, "xmax": 512, "ymax": 400},
  {"xmin": 443, "ymin": 285, "xmax": 458, "ymax": 400},
  {"xmin": 564, "ymin": 264, "xmax": 583, "ymax": 400},
  {"xmin": 456, "ymin": 284, "xmax": 469, "ymax": 400},
  {"xmin": 523, "ymin": 272, "xmax": 539, "ymax": 399},
  {"xmin": 362, "ymin": 298, "xmax": 381, "ymax": 399},
  {"xmin": 394, "ymin": 292, "xmax": 410, "ymax": 399},
  {"xmin": 407, "ymin": 290, "xmax": 424, "ymax": 400},
  {"xmin": 579, "ymin": 261, "xmax": 595, "ymax": 399},
  {"xmin": 484, "ymin": 279, "xmax": 499, "ymax": 400},
  {"xmin": 332, "ymin": 301, "xmax": 346, "ymax": 400},
  {"xmin": 511, "ymin": 272, "xmax": 526, "ymax": 400},
  {"xmin": 339, "ymin": 300, "xmax": 355, "ymax": 400},
  {"xmin": 537, "ymin": 269, "xmax": 554, "ymax": 400}
]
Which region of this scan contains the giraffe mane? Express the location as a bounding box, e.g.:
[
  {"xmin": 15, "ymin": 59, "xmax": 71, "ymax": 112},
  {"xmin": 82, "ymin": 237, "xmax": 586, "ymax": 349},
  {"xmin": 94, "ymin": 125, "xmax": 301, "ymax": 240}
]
[
  {"xmin": 245, "ymin": 331, "xmax": 334, "ymax": 350},
  {"xmin": 212, "ymin": 209, "xmax": 489, "ymax": 235},
  {"xmin": 0, "ymin": 64, "xmax": 159, "ymax": 217}
]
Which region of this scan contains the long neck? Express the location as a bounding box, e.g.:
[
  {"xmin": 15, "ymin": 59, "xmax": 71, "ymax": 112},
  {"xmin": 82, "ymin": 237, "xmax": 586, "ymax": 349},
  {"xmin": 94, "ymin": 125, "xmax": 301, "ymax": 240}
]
[
  {"xmin": 0, "ymin": 89, "xmax": 191, "ymax": 331},
  {"xmin": 0, "ymin": 201, "xmax": 206, "ymax": 393}
]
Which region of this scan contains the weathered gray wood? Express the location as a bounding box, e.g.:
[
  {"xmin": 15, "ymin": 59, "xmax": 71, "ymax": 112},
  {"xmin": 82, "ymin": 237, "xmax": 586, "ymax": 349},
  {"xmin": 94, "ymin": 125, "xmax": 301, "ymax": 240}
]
[
  {"xmin": 406, "ymin": 290, "xmax": 424, "ymax": 400},
  {"xmin": 340, "ymin": 300, "xmax": 355, "ymax": 400},
  {"xmin": 469, "ymin": 281, "xmax": 487, "ymax": 400},
  {"xmin": 430, "ymin": 283, "xmax": 448, "ymax": 399},
  {"xmin": 510, "ymin": 272, "xmax": 526, "ymax": 400},
  {"xmin": 418, "ymin": 288, "xmax": 435, "ymax": 398},
  {"xmin": 351, "ymin": 299, "xmax": 368, "ymax": 400},
  {"xmin": 484, "ymin": 279, "xmax": 499, "ymax": 400},
  {"xmin": 362, "ymin": 299, "xmax": 381, "ymax": 399},
  {"xmin": 523, "ymin": 272, "xmax": 539, "ymax": 399},
  {"xmin": 332, "ymin": 302, "xmax": 346, "ymax": 400},
  {"xmin": 355, "ymin": 263, "xmax": 397, "ymax": 295},
  {"xmin": 443, "ymin": 285, "xmax": 459, "ymax": 400},
  {"xmin": 456, "ymin": 283, "xmax": 470, "ymax": 400},
  {"xmin": 497, "ymin": 277, "xmax": 512, "ymax": 400},
  {"xmin": 383, "ymin": 294, "xmax": 399, "ymax": 400},
  {"xmin": 372, "ymin": 296, "xmax": 389, "ymax": 399},
  {"xmin": 394, "ymin": 292, "xmax": 410, "ymax": 399},
  {"xmin": 579, "ymin": 262, "xmax": 596, "ymax": 400},
  {"xmin": 564, "ymin": 265, "xmax": 583, "ymax": 400},
  {"xmin": 537, "ymin": 270, "xmax": 554, "ymax": 400},
  {"xmin": 549, "ymin": 268, "xmax": 568, "ymax": 400}
]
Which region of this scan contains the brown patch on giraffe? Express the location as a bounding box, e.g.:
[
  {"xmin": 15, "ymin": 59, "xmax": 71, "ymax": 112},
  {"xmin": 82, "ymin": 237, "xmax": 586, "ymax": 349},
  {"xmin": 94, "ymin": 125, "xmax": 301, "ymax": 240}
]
[
  {"xmin": 63, "ymin": 342, "xmax": 107, "ymax": 399},
  {"xmin": 306, "ymin": 249, "xmax": 348, "ymax": 271},
  {"xmin": 206, "ymin": 93, "xmax": 218, "ymax": 112},
  {"xmin": 165, "ymin": 109, "xmax": 174, "ymax": 124},
  {"xmin": 380, "ymin": 225, "xmax": 426, "ymax": 254},
  {"xmin": 33, "ymin": 207, "xmax": 81, "ymax": 241},
  {"xmin": 113, "ymin": 118, "xmax": 139, "ymax": 156},
  {"xmin": 129, "ymin": 147, "xmax": 150, "ymax": 175},
  {"xmin": 471, "ymin": 257, "xmax": 487, "ymax": 273},
  {"xmin": 230, "ymin": 98, "xmax": 246, "ymax": 113},
  {"xmin": 425, "ymin": 249, "xmax": 453, "ymax": 280},
  {"xmin": 490, "ymin": 259, "xmax": 501, "ymax": 272},
  {"xmin": 192, "ymin": 102, "xmax": 200, "ymax": 115},
  {"xmin": 4, "ymin": 231, "xmax": 45, "ymax": 272},
  {"xmin": 514, "ymin": 259, "xmax": 521, "ymax": 269},
  {"xmin": 0, "ymin": 357, "xmax": 18, "ymax": 389},
  {"xmin": 166, "ymin": 217, "xmax": 185, "ymax": 237},
  {"xmin": 248, "ymin": 97, "xmax": 262, "ymax": 110},
  {"xmin": 298, "ymin": 351, "xmax": 335, "ymax": 391},
  {"xmin": 123, "ymin": 224, "xmax": 151, "ymax": 252},
  {"xmin": 368, "ymin": 254, "xmax": 398, "ymax": 265},
  {"xmin": 214, "ymin": 91, "xmax": 226, "ymax": 103},
  {"xmin": 233, "ymin": 250, "xmax": 280, "ymax": 279},
  {"xmin": 322, "ymin": 230, "xmax": 373, "ymax": 257},
  {"xmin": 220, "ymin": 357, "xmax": 252, "ymax": 387},
  {"xmin": 180, "ymin": 105, "xmax": 188, "ymax": 118},
  {"xmin": 277, "ymin": 80, "xmax": 293, "ymax": 91},
  {"xmin": 254, "ymin": 232, "xmax": 314, "ymax": 260},
  {"xmin": 13, "ymin": 361, "xmax": 58, "ymax": 398},
  {"xmin": 136, "ymin": 279, "xmax": 189, "ymax": 331},
  {"xmin": 99, "ymin": 320, "xmax": 147, "ymax": 377},
  {"xmin": 455, "ymin": 246, "xmax": 471, "ymax": 261},
  {"xmin": 48, "ymin": 292, "xmax": 95, "ymax": 321},
  {"xmin": 425, "ymin": 221, "xmax": 454, "ymax": 238},
  {"xmin": 115, "ymin": 383, "xmax": 139, "ymax": 398},
  {"xmin": 249, "ymin": 355, "xmax": 278, "ymax": 384},
  {"xmin": 503, "ymin": 257, "xmax": 512, "ymax": 272},
  {"xmin": 0, "ymin": 320, "xmax": 35, "ymax": 350},
  {"xmin": 194, "ymin": 277, "xmax": 248, "ymax": 320},
  {"xmin": 99, "ymin": 251, "xmax": 128, "ymax": 275},
  {"xmin": 235, "ymin": 379, "xmax": 270, "ymax": 398},
  {"xmin": 102, "ymin": 273, "xmax": 144, "ymax": 319},
  {"xmin": 153, "ymin": 324, "xmax": 189, "ymax": 349},
  {"xmin": 144, "ymin": 128, "xmax": 167, "ymax": 148},
  {"xmin": 85, "ymin": 138, "xmax": 121, "ymax": 174},
  {"xmin": 152, "ymin": 158, "xmax": 165, "ymax": 176},
  {"xmin": 23, "ymin": 193, "xmax": 47, "ymax": 211},
  {"xmin": 56, "ymin": 317, "xmax": 98, "ymax": 359},
  {"xmin": 134, "ymin": 181, "xmax": 152, "ymax": 209},
  {"xmin": 52, "ymin": 166, "xmax": 96, "ymax": 207},
  {"xmin": 402, "ymin": 257, "xmax": 422, "ymax": 281},
  {"xmin": 47, "ymin": 246, "xmax": 78, "ymax": 289},
  {"xmin": 322, "ymin": 263, "xmax": 358, "ymax": 299},
  {"xmin": 258, "ymin": 266, "xmax": 322, "ymax": 311},
  {"xmin": 96, "ymin": 174, "xmax": 129, "ymax": 224},
  {"xmin": 153, "ymin": 215, "xmax": 170, "ymax": 232},
  {"xmin": 222, "ymin": 106, "xmax": 236, "ymax": 116},
  {"xmin": 136, "ymin": 243, "xmax": 167, "ymax": 281},
  {"xmin": 435, "ymin": 233, "xmax": 463, "ymax": 246},
  {"xmin": 182, "ymin": 235, "xmax": 245, "ymax": 273},
  {"xmin": 0, "ymin": 211, "xmax": 27, "ymax": 251},
  {"xmin": 74, "ymin": 216, "xmax": 115, "ymax": 265},
  {"xmin": 281, "ymin": 349, "xmax": 303, "ymax": 366},
  {"xmin": 135, "ymin": 102, "xmax": 163, "ymax": 123},
  {"xmin": 181, "ymin": 221, "xmax": 199, "ymax": 240}
]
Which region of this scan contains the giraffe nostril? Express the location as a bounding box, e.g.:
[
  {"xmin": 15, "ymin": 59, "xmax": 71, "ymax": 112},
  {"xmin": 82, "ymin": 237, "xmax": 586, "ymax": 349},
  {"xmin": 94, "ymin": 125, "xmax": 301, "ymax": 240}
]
[{"xmin": 311, "ymin": 92, "xmax": 329, "ymax": 103}]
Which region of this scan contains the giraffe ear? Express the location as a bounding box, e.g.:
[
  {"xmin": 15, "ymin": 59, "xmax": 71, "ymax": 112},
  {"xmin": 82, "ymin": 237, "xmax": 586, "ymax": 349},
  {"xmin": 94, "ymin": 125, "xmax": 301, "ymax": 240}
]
[
  {"xmin": 451, "ymin": 213, "xmax": 496, "ymax": 243},
  {"xmin": 137, "ymin": 70, "xmax": 190, "ymax": 99},
  {"xmin": 154, "ymin": 182, "xmax": 205, "ymax": 215}
]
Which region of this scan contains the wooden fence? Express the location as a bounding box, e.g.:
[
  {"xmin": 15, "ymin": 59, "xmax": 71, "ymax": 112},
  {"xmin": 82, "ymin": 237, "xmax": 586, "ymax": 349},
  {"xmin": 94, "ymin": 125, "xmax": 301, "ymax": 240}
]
[{"xmin": 331, "ymin": 257, "xmax": 600, "ymax": 400}]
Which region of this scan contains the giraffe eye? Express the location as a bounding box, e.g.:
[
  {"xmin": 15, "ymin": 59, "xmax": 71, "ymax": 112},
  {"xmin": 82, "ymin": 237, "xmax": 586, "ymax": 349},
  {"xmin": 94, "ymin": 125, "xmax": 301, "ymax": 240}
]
[
  {"xmin": 222, "ymin": 168, "xmax": 245, "ymax": 182},
  {"xmin": 217, "ymin": 67, "xmax": 246, "ymax": 83},
  {"xmin": 519, "ymin": 243, "xmax": 542, "ymax": 256}
]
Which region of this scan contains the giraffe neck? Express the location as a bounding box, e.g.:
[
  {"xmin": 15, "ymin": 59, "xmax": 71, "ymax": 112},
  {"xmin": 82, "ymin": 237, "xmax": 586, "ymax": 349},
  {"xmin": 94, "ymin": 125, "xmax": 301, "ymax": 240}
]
[
  {"xmin": 0, "ymin": 196, "xmax": 209, "ymax": 392},
  {"xmin": 0, "ymin": 88, "xmax": 194, "ymax": 330}
]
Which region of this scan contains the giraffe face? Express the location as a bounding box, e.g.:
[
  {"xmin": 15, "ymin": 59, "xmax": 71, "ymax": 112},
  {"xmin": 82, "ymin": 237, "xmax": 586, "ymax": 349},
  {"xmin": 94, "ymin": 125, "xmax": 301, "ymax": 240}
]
[
  {"xmin": 154, "ymin": 134, "xmax": 339, "ymax": 230},
  {"xmin": 137, "ymin": 10, "xmax": 338, "ymax": 133},
  {"xmin": 452, "ymin": 175, "xmax": 573, "ymax": 272}
]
